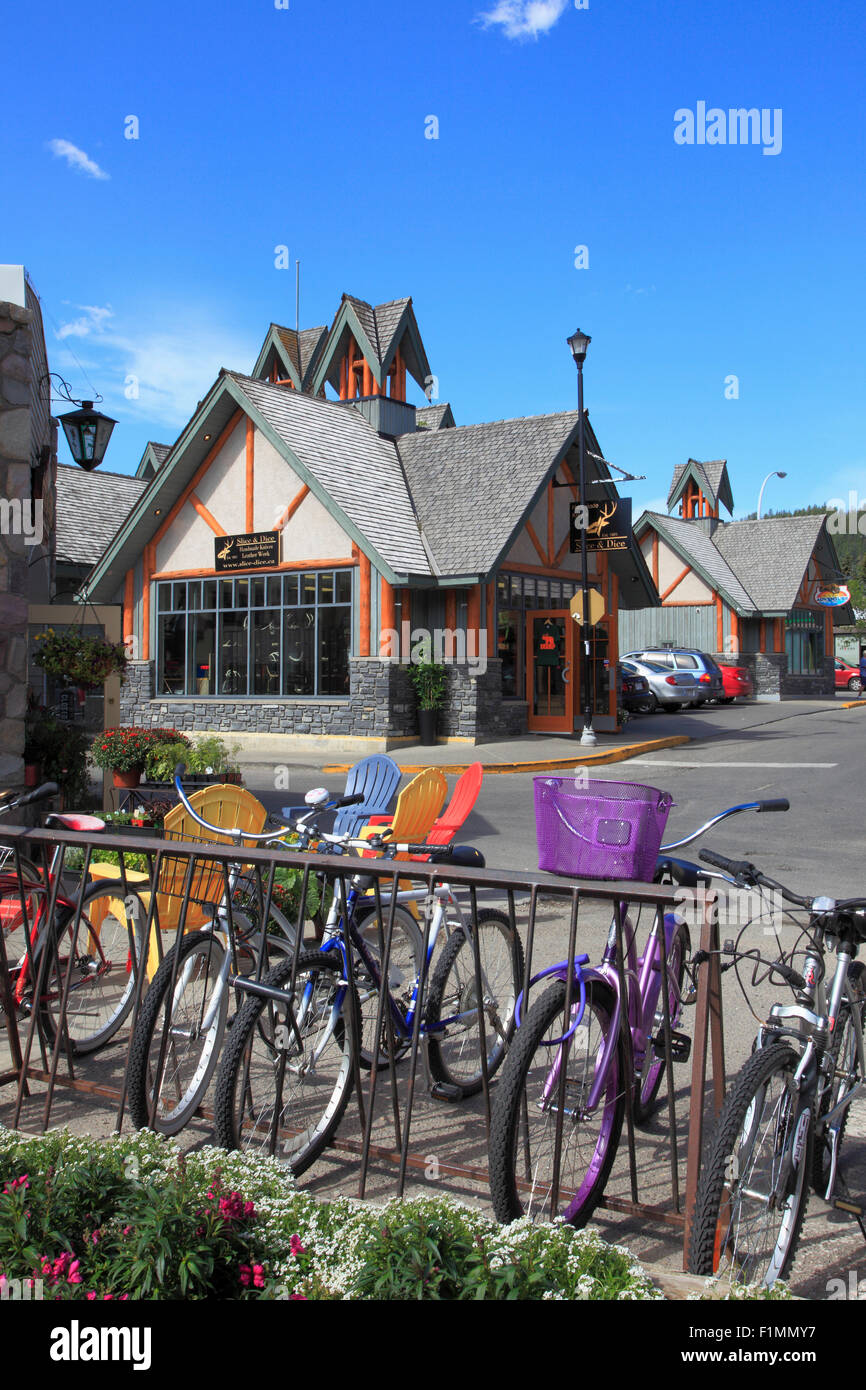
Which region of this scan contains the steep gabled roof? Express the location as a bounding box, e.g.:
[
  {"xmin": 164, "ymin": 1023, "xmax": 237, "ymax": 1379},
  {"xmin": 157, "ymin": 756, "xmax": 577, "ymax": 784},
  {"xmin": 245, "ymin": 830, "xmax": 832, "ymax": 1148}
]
[
  {"xmin": 395, "ymin": 411, "xmax": 582, "ymax": 575},
  {"xmin": 713, "ymin": 515, "xmax": 830, "ymax": 612},
  {"xmin": 56, "ymin": 465, "xmax": 148, "ymax": 566},
  {"xmin": 639, "ymin": 512, "xmax": 757, "ymax": 613},
  {"xmin": 668, "ymin": 458, "xmax": 734, "ymax": 515},
  {"xmin": 416, "ymin": 403, "xmax": 455, "ymax": 430},
  {"xmin": 311, "ymin": 294, "xmax": 431, "ymax": 397},
  {"xmin": 223, "ymin": 373, "xmax": 431, "ymax": 577},
  {"xmin": 135, "ymin": 441, "xmax": 172, "ymax": 480},
  {"xmin": 251, "ymin": 323, "xmax": 329, "ymax": 391}
]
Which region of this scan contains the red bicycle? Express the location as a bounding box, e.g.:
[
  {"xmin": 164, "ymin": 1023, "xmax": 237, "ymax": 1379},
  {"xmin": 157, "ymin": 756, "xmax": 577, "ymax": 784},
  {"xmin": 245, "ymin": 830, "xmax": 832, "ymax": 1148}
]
[{"xmin": 0, "ymin": 782, "xmax": 147, "ymax": 1055}]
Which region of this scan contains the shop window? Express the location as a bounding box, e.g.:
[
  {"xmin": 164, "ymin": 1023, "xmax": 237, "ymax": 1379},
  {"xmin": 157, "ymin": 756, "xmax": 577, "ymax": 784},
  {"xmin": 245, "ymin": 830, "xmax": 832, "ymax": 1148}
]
[{"xmin": 155, "ymin": 569, "xmax": 352, "ymax": 698}]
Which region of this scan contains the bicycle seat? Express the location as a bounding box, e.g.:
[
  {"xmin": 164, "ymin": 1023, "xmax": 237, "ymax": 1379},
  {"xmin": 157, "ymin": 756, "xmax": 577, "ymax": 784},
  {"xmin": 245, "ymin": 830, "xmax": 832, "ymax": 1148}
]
[{"xmin": 44, "ymin": 813, "xmax": 106, "ymax": 833}]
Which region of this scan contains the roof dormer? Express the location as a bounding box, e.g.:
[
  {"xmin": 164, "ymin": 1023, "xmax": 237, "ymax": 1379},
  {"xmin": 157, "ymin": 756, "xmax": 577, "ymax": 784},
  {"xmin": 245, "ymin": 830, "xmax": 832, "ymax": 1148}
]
[
  {"xmin": 668, "ymin": 459, "xmax": 733, "ymax": 520},
  {"xmin": 311, "ymin": 294, "xmax": 431, "ymax": 402}
]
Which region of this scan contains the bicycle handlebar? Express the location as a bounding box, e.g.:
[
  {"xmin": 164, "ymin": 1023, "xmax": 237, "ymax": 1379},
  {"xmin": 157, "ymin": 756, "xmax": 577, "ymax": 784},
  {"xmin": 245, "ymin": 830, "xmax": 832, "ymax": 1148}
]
[
  {"xmin": 172, "ymin": 765, "xmax": 363, "ymax": 844},
  {"xmin": 0, "ymin": 781, "xmax": 59, "ymax": 814},
  {"xmin": 660, "ymin": 798, "xmax": 789, "ymax": 852}
]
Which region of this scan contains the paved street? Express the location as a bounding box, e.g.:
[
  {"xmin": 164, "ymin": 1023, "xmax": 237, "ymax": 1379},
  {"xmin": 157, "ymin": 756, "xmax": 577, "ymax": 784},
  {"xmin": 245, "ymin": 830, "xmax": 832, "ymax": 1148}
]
[{"xmin": 3, "ymin": 697, "xmax": 866, "ymax": 1300}]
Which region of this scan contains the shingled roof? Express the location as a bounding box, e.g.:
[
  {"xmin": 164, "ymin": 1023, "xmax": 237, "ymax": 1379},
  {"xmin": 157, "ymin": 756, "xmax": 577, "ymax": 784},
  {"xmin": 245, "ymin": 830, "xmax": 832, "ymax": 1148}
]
[
  {"xmin": 668, "ymin": 459, "xmax": 734, "ymax": 515},
  {"xmin": 56, "ymin": 466, "xmax": 148, "ymax": 566},
  {"xmin": 416, "ymin": 403, "xmax": 455, "ymax": 430},
  {"xmin": 714, "ymin": 516, "xmax": 829, "ymax": 612},
  {"xmin": 396, "ymin": 412, "xmax": 582, "ymax": 574},
  {"xmin": 227, "ymin": 373, "xmax": 431, "ymax": 577},
  {"xmin": 274, "ymin": 325, "xmax": 329, "ymax": 386}
]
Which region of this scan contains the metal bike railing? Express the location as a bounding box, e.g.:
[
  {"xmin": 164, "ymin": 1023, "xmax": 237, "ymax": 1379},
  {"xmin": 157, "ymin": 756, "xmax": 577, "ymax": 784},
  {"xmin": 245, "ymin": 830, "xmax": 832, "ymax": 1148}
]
[{"xmin": 0, "ymin": 820, "xmax": 726, "ymax": 1264}]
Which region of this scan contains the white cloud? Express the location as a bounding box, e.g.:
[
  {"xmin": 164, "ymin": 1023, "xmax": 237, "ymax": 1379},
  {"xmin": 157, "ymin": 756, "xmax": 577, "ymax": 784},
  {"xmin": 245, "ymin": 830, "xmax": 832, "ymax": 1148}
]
[
  {"xmin": 47, "ymin": 139, "xmax": 110, "ymax": 181},
  {"xmin": 53, "ymin": 313, "xmax": 260, "ymax": 430},
  {"xmin": 55, "ymin": 304, "xmax": 114, "ymax": 339},
  {"xmin": 477, "ymin": 0, "xmax": 570, "ymax": 40}
]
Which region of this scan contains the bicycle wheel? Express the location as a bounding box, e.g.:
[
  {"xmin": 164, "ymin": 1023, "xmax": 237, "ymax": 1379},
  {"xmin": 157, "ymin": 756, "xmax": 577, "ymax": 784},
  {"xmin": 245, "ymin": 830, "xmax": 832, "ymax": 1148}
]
[
  {"xmin": 38, "ymin": 883, "xmax": 147, "ymax": 1055},
  {"xmin": 0, "ymin": 860, "xmax": 46, "ymax": 972},
  {"xmin": 632, "ymin": 921, "xmax": 689, "ymax": 1124},
  {"xmin": 812, "ymin": 961, "xmax": 865, "ymax": 1196},
  {"xmin": 688, "ymin": 1042, "xmax": 812, "ymax": 1287},
  {"xmin": 126, "ymin": 930, "xmax": 228, "ymax": 1135},
  {"xmin": 349, "ymin": 900, "xmax": 423, "ymax": 1067},
  {"xmin": 214, "ymin": 949, "xmax": 354, "ymax": 1175},
  {"xmin": 425, "ymin": 909, "xmax": 525, "ymax": 1097},
  {"xmin": 488, "ymin": 977, "xmax": 625, "ymax": 1225}
]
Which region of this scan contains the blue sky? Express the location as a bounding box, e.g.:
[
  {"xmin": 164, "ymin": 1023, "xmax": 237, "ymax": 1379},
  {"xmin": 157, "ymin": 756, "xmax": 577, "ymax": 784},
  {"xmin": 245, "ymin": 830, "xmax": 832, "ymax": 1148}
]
[{"xmin": 4, "ymin": 0, "xmax": 864, "ymax": 519}]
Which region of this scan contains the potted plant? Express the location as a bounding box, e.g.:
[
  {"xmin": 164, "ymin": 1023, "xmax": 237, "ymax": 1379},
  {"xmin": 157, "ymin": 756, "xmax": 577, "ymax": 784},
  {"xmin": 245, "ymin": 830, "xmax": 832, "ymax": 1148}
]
[
  {"xmin": 91, "ymin": 728, "xmax": 180, "ymax": 788},
  {"xmin": 33, "ymin": 627, "xmax": 128, "ymax": 688},
  {"xmin": 144, "ymin": 734, "xmax": 241, "ymax": 786},
  {"xmin": 407, "ymin": 661, "xmax": 448, "ymax": 746},
  {"xmin": 24, "ymin": 708, "xmax": 90, "ymax": 807}
]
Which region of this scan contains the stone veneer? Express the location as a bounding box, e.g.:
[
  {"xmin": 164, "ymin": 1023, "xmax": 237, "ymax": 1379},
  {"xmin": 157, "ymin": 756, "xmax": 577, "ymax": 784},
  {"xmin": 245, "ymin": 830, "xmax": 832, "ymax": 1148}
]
[
  {"xmin": 120, "ymin": 655, "xmax": 529, "ymax": 742},
  {"xmin": 735, "ymin": 652, "xmax": 835, "ymax": 701}
]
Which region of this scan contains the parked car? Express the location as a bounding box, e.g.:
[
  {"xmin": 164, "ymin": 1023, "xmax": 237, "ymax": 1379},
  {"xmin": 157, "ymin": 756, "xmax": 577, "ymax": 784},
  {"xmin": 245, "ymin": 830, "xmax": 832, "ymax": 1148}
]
[
  {"xmin": 618, "ymin": 662, "xmax": 651, "ymax": 714},
  {"xmin": 834, "ymin": 658, "xmax": 862, "ymax": 693},
  {"xmin": 623, "ymin": 647, "xmax": 725, "ymax": 706},
  {"xmin": 620, "ymin": 658, "xmax": 700, "ymax": 712},
  {"xmin": 715, "ymin": 662, "xmax": 754, "ymax": 703}
]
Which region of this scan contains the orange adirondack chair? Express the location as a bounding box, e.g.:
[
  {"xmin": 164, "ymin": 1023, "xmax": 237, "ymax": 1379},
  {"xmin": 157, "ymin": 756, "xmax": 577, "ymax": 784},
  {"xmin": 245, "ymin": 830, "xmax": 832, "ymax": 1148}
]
[
  {"xmin": 88, "ymin": 784, "xmax": 269, "ymax": 977},
  {"xmin": 359, "ymin": 767, "xmax": 447, "ymax": 857}
]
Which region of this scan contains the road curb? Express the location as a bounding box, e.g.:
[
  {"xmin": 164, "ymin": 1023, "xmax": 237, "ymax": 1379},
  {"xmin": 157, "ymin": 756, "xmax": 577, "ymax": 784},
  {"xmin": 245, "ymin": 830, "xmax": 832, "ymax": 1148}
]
[
  {"xmin": 322, "ymin": 734, "xmax": 691, "ymax": 776},
  {"xmin": 840, "ymin": 698, "xmax": 866, "ymax": 710}
]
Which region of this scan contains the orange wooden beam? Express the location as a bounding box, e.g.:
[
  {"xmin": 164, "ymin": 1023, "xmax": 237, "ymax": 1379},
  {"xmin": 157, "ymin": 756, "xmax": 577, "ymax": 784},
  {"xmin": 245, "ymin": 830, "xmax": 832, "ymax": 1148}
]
[
  {"xmin": 715, "ymin": 594, "xmax": 724, "ymax": 651},
  {"xmin": 152, "ymin": 557, "xmax": 356, "ymax": 581},
  {"xmin": 652, "ymin": 534, "xmax": 659, "ymax": 588},
  {"xmin": 547, "ymin": 483, "xmax": 555, "ymax": 565},
  {"xmin": 359, "ymin": 553, "xmax": 371, "ymax": 656},
  {"xmin": 525, "ymin": 520, "xmax": 549, "ymax": 568},
  {"xmin": 142, "ymin": 545, "xmax": 153, "ymax": 662},
  {"xmin": 775, "ymin": 618, "xmax": 784, "ymax": 653},
  {"xmin": 445, "ymin": 590, "xmax": 457, "ymax": 659},
  {"xmin": 189, "ymin": 493, "xmax": 226, "ymax": 536},
  {"xmin": 730, "ymin": 610, "xmax": 739, "ymax": 652},
  {"xmin": 123, "ymin": 569, "xmax": 134, "ymax": 645},
  {"xmin": 272, "ymin": 484, "xmax": 310, "ymax": 533},
  {"xmin": 245, "ymin": 417, "xmax": 255, "ymax": 532},
  {"xmin": 660, "ymin": 565, "xmax": 692, "ymax": 602},
  {"xmin": 152, "ymin": 410, "xmax": 242, "ymax": 552}
]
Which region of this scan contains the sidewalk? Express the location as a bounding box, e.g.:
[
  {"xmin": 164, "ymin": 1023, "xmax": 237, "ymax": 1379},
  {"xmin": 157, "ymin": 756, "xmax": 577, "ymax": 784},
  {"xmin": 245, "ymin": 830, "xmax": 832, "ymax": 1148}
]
[{"xmin": 229, "ymin": 694, "xmax": 866, "ymax": 780}]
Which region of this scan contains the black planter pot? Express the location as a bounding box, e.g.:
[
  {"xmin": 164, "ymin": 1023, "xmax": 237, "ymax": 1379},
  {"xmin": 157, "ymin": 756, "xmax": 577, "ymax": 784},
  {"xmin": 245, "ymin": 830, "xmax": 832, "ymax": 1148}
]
[{"xmin": 417, "ymin": 708, "xmax": 438, "ymax": 746}]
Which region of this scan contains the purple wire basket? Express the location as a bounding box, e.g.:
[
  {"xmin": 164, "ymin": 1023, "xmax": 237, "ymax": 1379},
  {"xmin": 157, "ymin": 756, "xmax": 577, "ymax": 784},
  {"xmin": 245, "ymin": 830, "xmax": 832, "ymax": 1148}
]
[{"xmin": 534, "ymin": 777, "xmax": 674, "ymax": 882}]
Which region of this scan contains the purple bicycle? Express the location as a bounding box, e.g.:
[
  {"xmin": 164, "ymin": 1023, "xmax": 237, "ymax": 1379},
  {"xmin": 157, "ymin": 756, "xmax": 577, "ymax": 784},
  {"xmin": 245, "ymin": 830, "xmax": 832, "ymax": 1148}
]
[{"xmin": 489, "ymin": 792, "xmax": 790, "ymax": 1226}]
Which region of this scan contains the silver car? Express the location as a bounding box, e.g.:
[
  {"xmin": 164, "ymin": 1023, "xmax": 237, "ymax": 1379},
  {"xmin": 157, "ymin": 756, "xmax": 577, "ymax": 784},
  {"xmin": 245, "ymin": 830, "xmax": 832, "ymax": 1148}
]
[{"xmin": 620, "ymin": 658, "xmax": 701, "ymax": 712}]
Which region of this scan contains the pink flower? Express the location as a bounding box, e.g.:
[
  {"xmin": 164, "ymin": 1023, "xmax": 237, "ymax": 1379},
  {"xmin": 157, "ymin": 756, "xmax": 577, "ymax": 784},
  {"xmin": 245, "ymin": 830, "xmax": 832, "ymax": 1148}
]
[
  {"xmin": 290, "ymin": 1235, "xmax": 306, "ymax": 1257},
  {"xmin": 238, "ymin": 1264, "xmax": 252, "ymax": 1287},
  {"xmin": 253, "ymin": 1264, "xmax": 265, "ymax": 1289},
  {"xmin": 87, "ymin": 1292, "xmax": 97, "ymax": 1301},
  {"xmin": 67, "ymin": 1260, "xmax": 82, "ymax": 1286},
  {"xmin": 91, "ymin": 1230, "xmax": 101, "ymax": 1245}
]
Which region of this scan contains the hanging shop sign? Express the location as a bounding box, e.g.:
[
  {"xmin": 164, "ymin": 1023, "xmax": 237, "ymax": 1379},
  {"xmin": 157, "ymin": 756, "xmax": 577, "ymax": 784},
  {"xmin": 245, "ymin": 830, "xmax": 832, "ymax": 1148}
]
[
  {"xmin": 570, "ymin": 498, "xmax": 632, "ymax": 553},
  {"xmin": 214, "ymin": 532, "xmax": 280, "ymax": 573},
  {"xmin": 814, "ymin": 584, "xmax": 851, "ymax": 607}
]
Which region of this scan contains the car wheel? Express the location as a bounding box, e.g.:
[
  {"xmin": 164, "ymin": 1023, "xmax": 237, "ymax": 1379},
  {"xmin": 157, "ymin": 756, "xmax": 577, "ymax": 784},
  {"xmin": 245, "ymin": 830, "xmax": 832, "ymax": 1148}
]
[
  {"xmin": 662, "ymin": 703, "xmax": 682, "ymax": 713},
  {"xmin": 848, "ymin": 678, "xmax": 862, "ymax": 692},
  {"xmin": 641, "ymin": 694, "xmax": 658, "ymax": 713}
]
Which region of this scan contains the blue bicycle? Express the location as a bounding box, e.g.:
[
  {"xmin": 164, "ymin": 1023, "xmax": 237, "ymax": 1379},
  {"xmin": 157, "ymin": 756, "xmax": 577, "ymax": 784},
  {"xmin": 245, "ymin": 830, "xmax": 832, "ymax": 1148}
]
[{"xmin": 214, "ymin": 821, "xmax": 524, "ymax": 1174}]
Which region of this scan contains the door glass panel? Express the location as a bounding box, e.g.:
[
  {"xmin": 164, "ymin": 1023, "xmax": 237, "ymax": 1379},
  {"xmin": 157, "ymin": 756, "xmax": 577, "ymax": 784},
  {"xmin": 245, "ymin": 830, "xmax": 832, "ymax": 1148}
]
[
  {"xmin": 282, "ymin": 609, "xmax": 315, "ymax": 695},
  {"xmin": 531, "ymin": 616, "xmax": 566, "ymax": 718}
]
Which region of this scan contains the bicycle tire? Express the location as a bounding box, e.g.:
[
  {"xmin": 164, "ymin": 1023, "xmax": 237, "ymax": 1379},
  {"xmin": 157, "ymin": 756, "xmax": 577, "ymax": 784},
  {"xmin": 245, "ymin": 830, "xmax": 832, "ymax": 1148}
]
[
  {"xmin": 349, "ymin": 901, "xmax": 424, "ymax": 1068},
  {"xmin": 812, "ymin": 961, "xmax": 866, "ymax": 1195},
  {"xmin": 688, "ymin": 1041, "xmax": 812, "ymax": 1287},
  {"xmin": 126, "ymin": 930, "xmax": 229, "ymax": 1135},
  {"xmin": 38, "ymin": 883, "xmax": 147, "ymax": 1056},
  {"xmin": 488, "ymin": 977, "xmax": 625, "ymax": 1225},
  {"xmin": 425, "ymin": 909, "xmax": 525, "ymax": 1097},
  {"xmin": 214, "ymin": 949, "xmax": 354, "ymax": 1175},
  {"xmin": 632, "ymin": 921, "xmax": 689, "ymax": 1124}
]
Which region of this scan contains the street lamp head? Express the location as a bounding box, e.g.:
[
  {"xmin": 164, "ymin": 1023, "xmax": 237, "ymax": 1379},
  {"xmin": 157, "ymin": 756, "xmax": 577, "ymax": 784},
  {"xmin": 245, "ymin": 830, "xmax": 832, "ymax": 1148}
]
[
  {"xmin": 777, "ymin": 471, "xmax": 787, "ymax": 479},
  {"xmin": 567, "ymin": 329, "xmax": 591, "ymax": 365},
  {"xmin": 58, "ymin": 401, "xmax": 118, "ymax": 471}
]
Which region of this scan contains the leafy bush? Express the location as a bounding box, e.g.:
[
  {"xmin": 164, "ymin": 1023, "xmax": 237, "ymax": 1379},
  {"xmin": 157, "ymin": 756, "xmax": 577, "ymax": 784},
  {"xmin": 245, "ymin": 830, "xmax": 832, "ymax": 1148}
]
[{"xmin": 407, "ymin": 661, "xmax": 448, "ymax": 711}]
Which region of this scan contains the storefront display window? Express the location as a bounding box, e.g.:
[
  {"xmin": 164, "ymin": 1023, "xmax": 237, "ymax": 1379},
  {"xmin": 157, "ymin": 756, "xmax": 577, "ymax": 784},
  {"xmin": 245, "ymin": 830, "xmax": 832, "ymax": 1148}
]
[
  {"xmin": 785, "ymin": 609, "xmax": 823, "ymax": 675},
  {"xmin": 156, "ymin": 569, "xmax": 351, "ymax": 697}
]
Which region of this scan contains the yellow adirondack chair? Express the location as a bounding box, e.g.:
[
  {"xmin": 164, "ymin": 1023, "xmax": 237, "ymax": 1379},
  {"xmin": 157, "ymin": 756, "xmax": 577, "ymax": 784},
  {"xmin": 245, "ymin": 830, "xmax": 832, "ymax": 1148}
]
[
  {"xmin": 88, "ymin": 784, "xmax": 269, "ymax": 978},
  {"xmin": 356, "ymin": 768, "xmax": 447, "ymax": 914}
]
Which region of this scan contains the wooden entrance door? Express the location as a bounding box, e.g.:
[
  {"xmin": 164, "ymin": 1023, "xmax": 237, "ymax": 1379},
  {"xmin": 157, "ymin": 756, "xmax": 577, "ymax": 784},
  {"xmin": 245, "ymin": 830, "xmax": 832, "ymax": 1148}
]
[{"xmin": 526, "ymin": 611, "xmax": 574, "ymax": 733}]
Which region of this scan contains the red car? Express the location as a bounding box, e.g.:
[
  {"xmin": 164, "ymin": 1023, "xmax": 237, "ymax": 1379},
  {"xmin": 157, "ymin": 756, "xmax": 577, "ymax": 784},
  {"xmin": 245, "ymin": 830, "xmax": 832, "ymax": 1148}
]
[
  {"xmin": 835, "ymin": 658, "xmax": 862, "ymax": 693},
  {"xmin": 716, "ymin": 662, "xmax": 754, "ymax": 702}
]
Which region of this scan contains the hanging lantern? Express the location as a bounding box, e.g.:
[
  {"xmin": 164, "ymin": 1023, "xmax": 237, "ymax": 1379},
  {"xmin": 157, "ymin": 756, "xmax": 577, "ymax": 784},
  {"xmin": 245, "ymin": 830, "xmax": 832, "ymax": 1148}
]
[{"xmin": 58, "ymin": 401, "xmax": 117, "ymax": 471}]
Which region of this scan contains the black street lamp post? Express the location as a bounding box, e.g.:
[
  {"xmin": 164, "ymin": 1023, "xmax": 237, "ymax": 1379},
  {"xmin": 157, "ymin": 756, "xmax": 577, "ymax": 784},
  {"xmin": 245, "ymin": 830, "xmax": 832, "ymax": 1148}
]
[{"xmin": 567, "ymin": 328, "xmax": 597, "ymax": 747}]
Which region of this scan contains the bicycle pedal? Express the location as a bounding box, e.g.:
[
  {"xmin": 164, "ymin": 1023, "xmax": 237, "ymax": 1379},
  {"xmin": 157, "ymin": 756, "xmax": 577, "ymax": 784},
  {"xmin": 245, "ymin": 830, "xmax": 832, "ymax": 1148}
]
[
  {"xmin": 833, "ymin": 1198, "xmax": 865, "ymax": 1217},
  {"xmin": 429, "ymin": 1081, "xmax": 463, "ymax": 1102},
  {"xmin": 651, "ymin": 1030, "xmax": 691, "ymax": 1063}
]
